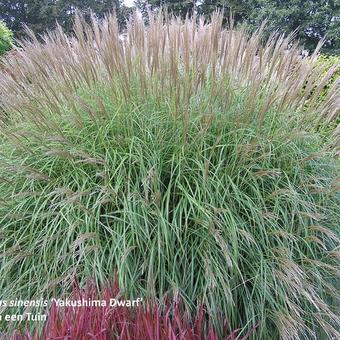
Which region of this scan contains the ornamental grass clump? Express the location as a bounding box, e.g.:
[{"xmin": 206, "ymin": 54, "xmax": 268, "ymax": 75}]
[{"xmin": 0, "ymin": 11, "xmax": 339, "ymax": 339}]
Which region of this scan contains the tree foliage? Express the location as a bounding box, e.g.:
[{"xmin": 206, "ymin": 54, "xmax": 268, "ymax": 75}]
[
  {"xmin": 246, "ymin": 0, "xmax": 340, "ymax": 54},
  {"xmin": 139, "ymin": 0, "xmax": 195, "ymax": 18},
  {"xmin": 198, "ymin": 1, "xmax": 253, "ymax": 24},
  {"xmin": 0, "ymin": 0, "xmax": 131, "ymax": 38},
  {"xmin": 0, "ymin": 1, "xmax": 339, "ymax": 54},
  {"xmin": 0, "ymin": 20, "xmax": 13, "ymax": 55},
  {"xmin": 136, "ymin": 0, "xmax": 340, "ymax": 53}
]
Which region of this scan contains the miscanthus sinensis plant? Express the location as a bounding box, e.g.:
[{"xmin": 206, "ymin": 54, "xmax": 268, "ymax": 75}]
[{"xmin": 0, "ymin": 11, "xmax": 339, "ymax": 339}]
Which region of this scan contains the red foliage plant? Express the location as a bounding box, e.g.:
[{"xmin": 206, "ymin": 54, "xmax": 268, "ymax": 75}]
[{"xmin": 10, "ymin": 280, "xmax": 257, "ymax": 340}]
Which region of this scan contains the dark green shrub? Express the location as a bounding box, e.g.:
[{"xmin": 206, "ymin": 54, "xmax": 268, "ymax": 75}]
[{"xmin": 0, "ymin": 20, "xmax": 13, "ymax": 56}]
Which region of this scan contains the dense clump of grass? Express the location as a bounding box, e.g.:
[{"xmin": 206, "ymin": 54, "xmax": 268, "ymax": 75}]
[{"xmin": 0, "ymin": 11, "xmax": 339, "ymax": 339}]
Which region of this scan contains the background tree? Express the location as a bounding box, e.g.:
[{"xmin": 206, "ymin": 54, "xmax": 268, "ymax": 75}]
[
  {"xmin": 244, "ymin": 0, "xmax": 340, "ymax": 54},
  {"xmin": 0, "ymin": 0, "xmax": 131, "ymax": 38},
  {"xmin": 0, "ymin": 20, "xmax": 13, "ymax": 55},
  {"xmin": 55, "ymin": 0, "xmax": 131, "ymax": 33},
  {"xmin": 198, "ymin": 0, "xmax": 253, "ymax": 24},
  {"xmin": 135, "ymin": 0, "xmax": 197, "ymax": 18},
  {"xmin": 1, "ymin": 1, "xmax": 339, "ymax": 53},
  {"xmin": 136, "ymin": 0, "xmax": 339, "ymax": 53}
]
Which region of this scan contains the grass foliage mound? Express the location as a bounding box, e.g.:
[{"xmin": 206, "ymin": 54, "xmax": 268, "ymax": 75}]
[{"xmin": 0, "ymin": 12, "xmax": 339, "ymax": 339}]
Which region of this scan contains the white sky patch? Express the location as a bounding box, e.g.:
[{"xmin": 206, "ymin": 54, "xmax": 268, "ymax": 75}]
[{"xmin": 124, "ymin": 0, "xmax": 135, "ymax": 7}]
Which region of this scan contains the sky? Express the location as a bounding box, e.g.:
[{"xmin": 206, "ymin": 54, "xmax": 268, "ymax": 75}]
[{"xmin": 124, "ymin": 0, "xmax": 135, "ymax": 7}]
